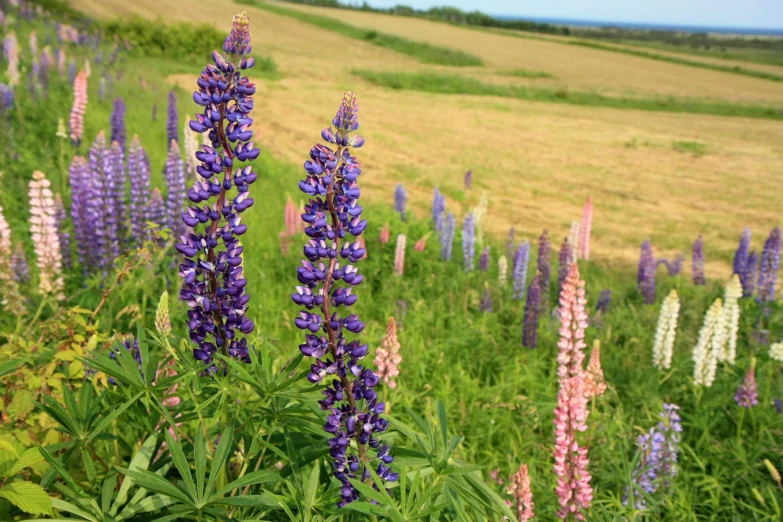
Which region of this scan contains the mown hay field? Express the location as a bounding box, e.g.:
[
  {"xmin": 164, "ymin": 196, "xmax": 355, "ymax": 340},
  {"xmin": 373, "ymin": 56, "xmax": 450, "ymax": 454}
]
[{"xmin": 68, "ymin": 0, "xmax": 783, "ymax": 274}]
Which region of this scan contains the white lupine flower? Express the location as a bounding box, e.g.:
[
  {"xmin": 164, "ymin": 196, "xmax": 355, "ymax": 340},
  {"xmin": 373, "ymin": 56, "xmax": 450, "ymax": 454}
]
[
  {"xmin": 29, "ymin": 171, "xmax": 64, "ymax": 300},
  {"xmin": 769, "ymin": 342, "xmax": 783, "ymax": 362},
  {"xmin": 721, "ymin": 274, "xmax": 742, "ymax": 365},
  {"xmin": 568, "ymin": 220, "xmax": 580, "ymax": 263},
  {"xmin": 652, "ymin": 289, "xmax": 680, "ymax": 370},
  {"xmin": 693, "ymin": 298, "xmax": 723, "ymax": 387},
  {"xmin": 498, "ymin": 255, "xmax": 508, "ymax": 286}
]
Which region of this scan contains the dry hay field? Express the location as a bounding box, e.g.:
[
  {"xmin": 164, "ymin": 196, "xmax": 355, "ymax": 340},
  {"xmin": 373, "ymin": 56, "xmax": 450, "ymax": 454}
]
[{"xmin": 69, "ymin": 0, "xmax": 783, "ymax": 272}]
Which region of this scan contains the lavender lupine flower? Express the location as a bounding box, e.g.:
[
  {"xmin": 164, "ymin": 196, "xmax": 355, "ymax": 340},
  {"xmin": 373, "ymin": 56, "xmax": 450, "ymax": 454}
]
[
  {"xmin": 463, "ymin": 213, "xmax": 475, "ymax": 271},
  {"xmin": 11, "ymin": 243, "xmax": 29, "ymax": 283},
  {"xmin": 87, "ymin": 131, "xmax": 119, "ymax": 270},
  {"xmin": 734, "ymin": 227, "xmax": 751, "ymax": 289},
  {"xmin": 596, "ymin": 289, "xmax": 611, "ymax": 314},
  {"xmin": 128, "ymin": 136, "xmax": 151, "ymax": 244},
  {"xmin": 176, "ymin": 12, "xmax": 259, "ymax": 369},
  {"xmin": 757, "ymin": 227, "xmax": 781, "ymax": 303},
  {"xmin": 147, "ymin": 188, "xmax": 166, "ymax": 231},
  {"xmin": 638, "ymin": 239, "xmax": 656, "ymax": 304},
  {"xmin": 69, "ymin": 156, "xmax": 93, "ymax": 270},
  {"xmin": 166, "ymin": 89, "xmax": 179, "ymax": 146},
  {"xmin": 464, "ymin": 169, "xmax": 472, "ymax": 190},
  {"xmin": 441, "ymin": 212, "xmax": 455, "ymax": 261},
  {"xmin": 512, "ymin": 241, "xmax": 530, "ymax": 300},
  {"xmin": 523, "ymin": 274, "xmax": 541, "ymax": 348},
  {"xmin": 558, "ymin": 237, "xmax": 571, "ymax": 297},
  {"xmin": 480, "ymin": 283, "xmax": 492, "ymax": 312},
  {"xmin": 479, "ymin": 246, "xmax": 490, "ymax": 272},
  {"xmin": 432, "ymin": 188, "xmax": 445, "ymax": 233},
  {"xmin": 538, "ymin": 230, "xmax": 550, "ymax": 311},
  {"xmin": 68, "ymin": 59, "xmax": 76, "ymax": 84},
  {"xmin": 164, "ymin": 140, "xmax": 187, "ymax": 238},
  {"xmin": 745, "ymin": 251, "xmax": 759, "ymax": 298},
  {"xmin": 394, "ymin": 184, "xmax": 407, "ymax": 221},
  {"xmin": 735, "ymin": 359, "xmax": 758, "ymax": 408},
  {"xmin": 293, "ymin": 92, "xmax": 396, "ymax": 507},
  {"xmin": 0, "ymin": 83, "xmax": 13, "ymax": 113},
  {"xmin": 624, "ymin": 404, "xmax": 682, "ymax": 510},
  {"xmin": 107, "ymin": 140, "xmax": 128, "ymax": 249},
  {"xmin": 110, "ymin": 97, "xmax": 126, "ymax": 153},
  {"xmin": 692, "ymin": 235, "xmax": 705, "ymax": 285},
  {"xmin": 53, "ymin": 194, "xmax": 71, "ymax": 269}
]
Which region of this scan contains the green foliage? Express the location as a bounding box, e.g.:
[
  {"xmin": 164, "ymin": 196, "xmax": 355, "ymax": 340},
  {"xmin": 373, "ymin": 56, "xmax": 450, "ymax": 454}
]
[
  {"xmin": 672, "ymin": 140, "xmax": 709, "ymax": 156},
  {"xmin": 500, "ymin": 68, "xmax": 557, "ymax": 79},
  {"xmin": 238, "ymin": 0, "xmax": 484, "ymax": 66},
  {"xmin": 353, "ymin": 69, "xmax": 783, "ymax": 119}
]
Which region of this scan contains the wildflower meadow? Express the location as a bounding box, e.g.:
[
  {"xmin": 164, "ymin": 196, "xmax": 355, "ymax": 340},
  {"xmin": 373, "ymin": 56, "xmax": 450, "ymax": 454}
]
[{"xmin": 0, "ymin": 1, "xmax": 781, "ymax": 521}]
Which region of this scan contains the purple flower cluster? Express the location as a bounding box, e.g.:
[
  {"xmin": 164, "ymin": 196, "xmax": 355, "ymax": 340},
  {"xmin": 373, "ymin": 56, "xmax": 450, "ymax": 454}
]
[
  {"xmin": 596, "ymin": 289, "xmax": 611, "ymax": 314},
  {"xmin": 432, "ymin": 188, "xmax": 445, "ymax": 233},
  {"xmin": 464, "ymin": 169, "xmax": 472, "ymax": 190},
  {"xmin": 292, "ymin": 93, "xmax": 396, "ymax": 507},
  {"xmin": 692, "ymin": 235, "xmax": 705, "ymax": 285},
  {"xmin": 638, "ymin": 239, "xmax": 655, "ymax": 304},
  {"xmin": 522, "ymin": 274, "xmax": 541, "ymax": 348},
  {"xmin": 167, "ymin": 89, "xmax": 179, "ymax": 146},
  {"xmin": 745, "ymin": 251, "xmax": 759, "ymax": 298},
  {"xmin": 624, "ymin": 404, "xmax": 682, "ymax": 510},
  {"xmin": 463, "ymin": 213, "xmax": 475, "ymax": 271},
  {"xmin": 734, "ymin": 227, "xmax": 751, "ymax": 289},
  {"xmin": 440, "ymin": 212, "xmax": 455, "ymax": 261},
  {"xmin": 176, "ymin": 12, "xmax": 259, "ymax": 370},
  {"xmin": 394, "ymin": 184, "xmax": 407, "ymax": 221},
  {"xmin": 757, "ymin": 227, "xmax": 781, "ymax": 303},
  {"xmin": 53, "ymin": 194, "xmax": 71, "ymax": 269},
  {"xmin": 558, "ymin": 237, "xmax": 571, "ymax": 297},
  {"xmin": 479, "ymin": 246, "xmax": 490, "ymax": 272},
  {"xmin": 656, "ymin": 255, "xmax": 684, "ymax": 277},
  {"xmin": 128, "ymin": 135, "xmax": 152, "ymax": 243},
  {"xmin": 512, "ymin": 241, "xmax": 530, "ymax": 300},
  {"xmin": 110, "ymin": 97, "xmax": 126, "ymax": 153},
  {"xmin": 537, "ymin": 230, "xmax": 550, "ymax": 310},
  {"xmin": 11, "ymin": 244, "xmax": 29, "ymax": 283},
  {"xmin": 735, "ymin": 362, "xmax": 758, "ymax": 408},
  {"xmin": 480, "ymin": 284, "xmax": 492, "ymax": 312}
]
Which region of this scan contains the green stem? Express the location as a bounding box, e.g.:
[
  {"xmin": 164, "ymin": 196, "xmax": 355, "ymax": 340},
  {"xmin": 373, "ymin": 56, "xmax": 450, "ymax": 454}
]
[
  {"xmin": 736, "ymin": 407, "xmax": 746, "ymax": 444},
  {"xmin": 20, "ymin": 297, "xmax": 48, "ymax": 336},
  {"xmin": 217, "ymin": 403, "xmax": 229, "ymax": 491}
]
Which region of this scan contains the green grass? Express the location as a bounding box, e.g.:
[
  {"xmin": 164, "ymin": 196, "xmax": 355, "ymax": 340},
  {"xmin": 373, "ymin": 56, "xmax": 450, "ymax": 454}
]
[
  {"xmin": 352, "ymin": 69, "xmax": 783, "ymax": 120},
  {"xmin": 235, "ymin": 0, "xmax": 484, "ymax": 67},
  {"xmin": 672, "ymin": 140, "xmax": 709, "ymax": 156},
  {"xmin": 499, "ymin": 68, "xmax": 556, "ymax": 79},
  {"xmin": 611, "ymin": 38, "xmax": 783, "ymax": 68}
]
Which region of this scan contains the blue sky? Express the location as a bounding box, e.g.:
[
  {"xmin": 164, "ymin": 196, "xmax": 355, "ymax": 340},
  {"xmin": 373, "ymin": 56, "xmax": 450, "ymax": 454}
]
[{"xmin": 360, "ymin": 0, "xmax": 783, "ymax": 29}]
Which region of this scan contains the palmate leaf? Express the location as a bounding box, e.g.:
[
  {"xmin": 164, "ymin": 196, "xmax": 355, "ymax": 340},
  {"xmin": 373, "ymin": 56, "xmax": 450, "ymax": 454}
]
[
  {"xmin": 115, "ymin": 467, "xmax": 193, "ymax": 506},
  {"xmin": 110, "ymin": 434, "xmax": 159, "ymax": 515},
  {"xmin": 0, "ymin": 480, "xmax": 53, "ymax": 516},
  {"xmin": 211, "ymin": 470, "xmax": 281, "ymax": 500},
  {"xmin": 204, "ymin": 425, "xmax": 235, "ymax": 500},
  {"xmin": 164, "ymin": 429, "xmax": 198, "ymax": 503}
]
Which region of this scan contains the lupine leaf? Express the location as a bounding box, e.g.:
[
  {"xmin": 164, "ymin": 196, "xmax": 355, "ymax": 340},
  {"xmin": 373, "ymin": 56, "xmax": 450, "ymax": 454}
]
[
  {"xmin": 165, "ymin": 429, "xmax": 197, "ymax": 502},
  {"xmin": 204, "ymin": 425, "xmax": 234, "ymax": 499},
  {"xmin": 111, "ymin": 434, "xmax": 158, "ymax": 514},
  {"xmin": 212, "ymin": 470, "xmax": 281, "ymax": 500}
]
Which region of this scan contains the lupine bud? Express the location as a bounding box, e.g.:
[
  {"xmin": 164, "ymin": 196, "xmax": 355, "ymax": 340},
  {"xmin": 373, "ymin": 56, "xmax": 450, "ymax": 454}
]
[
  {"xmin": 394, "ymin": 184, "xmax": 407, "ymax": 221},
  {"xmin": 29, "ymin": 171, "xmax": 64, "ymax": 300},
  {"xmin": 167, "ymin": 89, "xmax": 179, "ymax": 146},
  {"xmin": 284, "ymin": 196, "xmax": 298, "ymax": 237},
  {"xmin": 722, "ymin": 275, "xmax": 742, "ymax": 365},
  {"xmin": 464, "ymin": 169, "xmax": 472, "ymax": 190},
  {"xmin": 735, "ymin": 358, "xmax": 758, "ymax": 408},
  {"xmin": 128, "ymin": 136, "xmax": 151, "ymax": 244},
  {"xmin": 394, "ymin": 234, "xmax": 406, "ymax": 276},
  {"xmin": 692, "ymin": 235, "xmax": 705, "ymax": 285},
  {"xmin": 638, "ymin": 239, "xmax": 655, "ymax": 304},
  {"xmin": 557, "ymin": 237, "xmax": 571, "ymax": 297},
  {"xmin": 507, "ymin": 463, "xmax": 534, "ymax": 522},
  {"xmin": 155, "ymin": 291, "xmax": 171, "ymax": 335},
  {"xmin": 693, "ymin": 298, "xmax": 724, "ymax": 387},
  {"xmin": 432, "ymin": 188, "xmax": 445, "ymax": 233},
  {"xmin": 0, "ymin": 201, "xmax": 26, "ymax": 315},
  {"xmin": 11, "ymin": 243, "xmax": 29, "ymax": 283},
  {"xmin": 463, "ymin": 213, "xmax": 475, "ymax": 271},
  {"xmin": 480, "ymin": 282, "xmax": 492, "ymax": 312},
  {"xmin": 523, "ymin": 274, "xmax": 541, "ymax": 348},
  {"xmin": 757, "ymin": 227, "xmax": 781, "ymax": 303},
  {"xmin": 578, "ymin": 197, "xmax": 592, "ymax": 260},
  {"xmin": 164, "ymin": 140, "xmax": 186, "ymax": 238},
  {"xmin": 69, "ymin": 70, "xmax": 88, "ymax": 146},
  {"xmin": 441, "ymin": 212, "xmax": 455, "ymax": 261},
  {"xmin": 652, "ymin": 289, "xmax": 680, "ymax": 370},
  {"xmin": 512, "ymin": 241, "xmax": 530, "ymax": 300},
  {"xmin": 479, "ymin": 246, "xmax": 489, "ymax": 272},
  {"xmin": 53, "ymin": 194, "xmax": 71, "ymax": 269},
  {"xmin": 734, "ymin": 227, "xmax": 751, "ymax": 292},
  {"xmin": 498, "ymin": 255, "xmax": 508, "ymax": 286},
  {"xmin": 583, "ymin": 340, "xmax": 607, "ymax": 398},
  {"xmin": 374, "ymin": 317, "xmax": 401, "ymax": 389},
  {"xmin": 538, "ymin": 230, "xmax": 550, "ymax": 310}
]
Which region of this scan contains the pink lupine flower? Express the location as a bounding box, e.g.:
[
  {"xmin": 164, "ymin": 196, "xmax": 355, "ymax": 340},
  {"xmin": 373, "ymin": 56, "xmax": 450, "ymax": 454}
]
[
  {"xmin": 557, "ymin": 263, "xmax": 589, "ymax": 387},
  {"xmin": 380, "ymin": 222, "xmax": 390, "ymax": 244},
  {"xmin": 394, "ymin": 234, "xmax": 406, "ymax": 276},
  {"xmin": 0, "ymin": 201, "xmax": 26, "ymax": 315},
  {"xmin": 29, "ymin": 171, "xmax": 64, "ymax": 300},
  {"xmin": 69, "ymin": 70, "xmax": 88, "ymax": 145},
  {"xmin": 284, "ymin": 196, "xmax": 298, "ymax": 237},
  {"xmin": 414, "ymin": 233, "xmax": 430, "ymax": 252},
  {"xmin": 583, "ymin": 341, "xmax": 607, "ymax": 399},
  {"xmin": 374, "ymin": 317, "xmax": 402, "ymax": 389},
  {"xmin": 578, "ymin": 197, "xmax": 592, "ymax": 261},
  {"xmin": 507, "ymin": 463, "xmax": 535, "ymax": 522},
  {"xmin": 553, "ymin": 375, "xmax": 593, "ymax": 519}
]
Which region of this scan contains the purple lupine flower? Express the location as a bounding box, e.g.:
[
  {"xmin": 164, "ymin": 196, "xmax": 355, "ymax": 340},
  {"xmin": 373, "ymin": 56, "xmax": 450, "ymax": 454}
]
[
  {"xmin": 464, "ymin": 169, "xmax": 472, "ymax": 190},
  {"xmin": 0, "ymin": 83, "xmax": 12, "ymax": 113},
  {"xmin": 638, "ymin": 239, "xmax": 656, "ymax": 304},
  {"xmin": 596, "ymin": 289, "xmax": 611, "ymax": 314},
  {"xmin": 166, "ymin": 89, "xmax": 179, "ymax": 146},
  {"xmin": 506, "ymin": 226, "xmax": 515, "ymax": 258},
  {"xmin": 394, "ymin": 184, "xmax": 407, "ymax": 221},
  {"xmin": 480, "ymin": 284, "xmax": 492, "ymax": 312},
  {"xmin": 512, "ymin": 241, "xmax": 530, "ymax": 300},
  {"xmin": 152, "ymin": 103, "xmax": 157, "ymax": 122},
  {"xmin": 775, "ymin": 398, "xmax": 782, "ymax": 414},
  {"xmin": 164, "ymin": 140, "xmax": 186, "ymax": 238},
  {"xmin": 293, "ymin": 92, "xmax": 396, "ymax": 508},
  {"xmin": 557, "ymin": 237, "xmax": 571, "ymax": 297},
  {"xmin": 87, "ymin": 131, "xmax": 117, "ymax": 272},
  {"xmin": 522, "ymin": 274, "xmax": 541, "ymax": 348},
  {"xmin": 745, "ymin": 251, "xmax": 759, "ymax": 298},
  {"xmin": 441, "ymin": 212, "xmax": 455, "ymax": 261},
  {"xmin": 432, "ymin": 188, "xmax": 445, "ymax": 233},
  {"xmin": 624, "ymin": 404, "xmax": 682, "ymax": 509},
  {"xmin": 463, "ymin": 213, "xmax": 475, "ymax": 271},
  {"xmin": 537, "ymin": 230, "xmax": 550, "ymax": 310},
  {"xmin": 69, "ymin": 156, "xmax": 93, "ymax": 271},
  {"xmin": 53, "ymin": 194, "xmax": 71, "ymax": 269},
  {"xmin": 734, "ymin": 227, "xmax": 751, "ymax": 290},
  {"xmin": 479, "ymin": 246, "xmax": 490, "ymax": 272},
  {"xmin": 107, "ymin": 140, "xmax": 128, "ymax": 250},
  {"xmin": 735, "ymin": 360, "xmax": 758, "ymax": 408},
  {"xmin": 110, "ymin": 97, "xmax": 126, "ymax": 153},
  {"xmin": 692, "ymin": 235, "xmax": 705, "ymax": 285},
  {"xmin": 147, "ymin": 188, "xmax": 166, "ymax": 231},
  {"xmin": 128, "ymin": 135, "xmax": 151, "ymax": 244},
  {"xmin": 176, "ymin": 12, "xmax": 259, "ymax": 370},
  {"xmin": 68, "ymin": 59, "xmax": 76, "ymax": 84},
  {"xmin": 757, "ymin": 227, "xmax": 781, "ymax": 303},
  {"xmin": 11, "ymin": 243, "xmax": 29, "ymax": 283}
]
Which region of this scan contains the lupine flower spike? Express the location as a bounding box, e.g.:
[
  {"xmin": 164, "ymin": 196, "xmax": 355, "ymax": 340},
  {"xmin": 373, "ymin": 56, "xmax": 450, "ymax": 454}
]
[
  {"xmin": 734, "ymin": 227, "xmax": 751, "ymax": 293},
  {"xmin": 583, "ymin": 340, "xmax": 607, "ymax": 399},
  {"xmin": 721, "ymin": 275, "xmax": 742, "ymax": 365},
  {"xmin": 110, "ymin": 97, "xmax": 126, "ymax": 153},
  {"xmin": 164, "ymin": 140, "xmax": 187, "ymax": 238},
  {"xmin": 414, "ymin": 233, "xmax": 429, "ymax": 252},
  {"xmin": 29, "ymin": 171, "xmax": 64, "ymax": 300},
  {"xmin": 166, "ymin": 89, "xmax": 179, "ymax": 146},
  {"xmin": 155, "ymin": 291, "xmax": 172, "ymax": 336},
  {"xmin": 498, "ymin": 255, "xmax": 508, "ymax": 286},
  {"xmin": 374, "ymin": 317, "xmax": 401, "ymax": 389},
  {"xmin": 379, "ymin": 222, "xmax": 390, "ymax": 244},
  {"xmin": 128, "ymin": 136, "xmax": 151, "ymax": 244},
  {"xmin": 69, "ymin": 70, "xmax": 88, "ymax": 146},
  {"xmin": 432, "ymin": 188, "xmax": 445, "ymax": 233},
  {"xmin": 638, "ymin": 239, "xmax": 655, "ymax": 304},
  {"xmin": 770, "ymin": 342, "xmax": 783, "ymax": 362},
  {"xmin": 556, "ymin": 263, "xmax": 588, "ymax": 385},
  {"xmin": 183, "ymin": 116, "xmax": 200, "ymax": 177},
  {"xmin": 394, "ymin": 184, "xmax": 407, "ymax": 221},
  {"xmin": 523, "ymin": 274, "xmax": 541, "ymax": 349},
  {"xmin": 757, "ymin": 227, "xmax": 781, "ymax": 303},
  {"xmin": 596, "ymin": 290, "xmax": 611, "ymax": 315},
  {"xmin": 480, "ymin": 282, "xmax": 492, "ymax": 312},
  {"xmin": 394, "ymin": 234, "xmax": 406, "ymax": 276},
  {"xmin": 507, "ymin": 463, "xmax": 534, "ymax": 522},
  {"xmin": 480, "ymin": 246, "xmax": 490, "ymax": 271},
  {"xmin": 284, "ymin": 196, "xmax": 298, "ymax": 236},
  {"xmin": 176, "ymin": 11, "xmax": 259, "ymax": 369},
  {"xmin": 0, "ymin": 201, "xmax": 26, "ymax": 315},
  {"xmin": 53, "ymin": 194, "xmax": 71, "ymax": 269},
  {"xmin": 513, "ymin": 241, "xmax": 530, "ymax": 300},
  {"xmin": 692, "ymin": 298, "xmax": 724, "ymax": 387},
  {"xmin": 441, "ymin": 212, "xmax": 455, "ymax": 261},
  {"xmin": 735, "ymin": 358, "xmax": 758, "ymax": 408},
  {"xmin": 11, "ymin": 243, "xmax": 29, "ymax": 283},
  {"xmin": 293, "ymin": 92, "xmax": 396, "ymax": 507},
  {"xmin": 578, "ymin": 197, "xmax": 592, "ymax": 260},
  {"xmin": 567, "ymin": 221, "xmax": 580, "ymax": 264},
  {"xmin": 652, "ymin": 289, "xmax": 680, "ymax": 370},
  {"xmin": 744, "ymin": 251, "xmax": 759, "ymax": 298},
  {"xmin": 464, "ymin": 169, "xmax": 472, "ymax": 190},
  {"xmin": 463, "ymin": 213, "xmax": 475, "ymax": 271},
  {"xmin": 692, "ymin": 235, "xmax": 705, "ymax": 285},
  {"xmin": 538, "ymin": 230, "xmax": 551, "ymax": 311}
]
